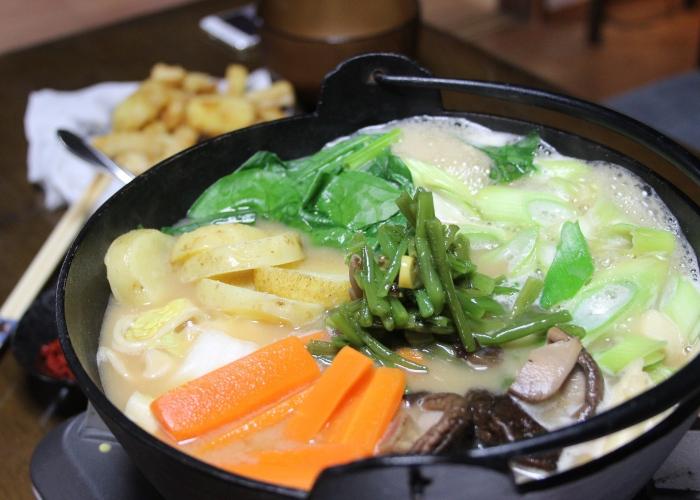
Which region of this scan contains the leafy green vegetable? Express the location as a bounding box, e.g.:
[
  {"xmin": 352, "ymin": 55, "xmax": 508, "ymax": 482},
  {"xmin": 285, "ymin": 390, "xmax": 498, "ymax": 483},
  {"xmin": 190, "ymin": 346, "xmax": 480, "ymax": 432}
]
[
  {"xmin": 188, "ymin": 152, "xmax": 301, "ymax": 221},
  {"xmin": 316, "ymin": 171, "xmax": 401, "ymax": 229},
  {"xmin": 179, "ymin": 131, "xmax": 410, "ymax": 248},
  {"xmin": 540, "ymin": 221, "xmax": 594, "ymax": 309},
  {"xmin": 481, "ymin": 132, "xmax": 540, "ymax": 183}
]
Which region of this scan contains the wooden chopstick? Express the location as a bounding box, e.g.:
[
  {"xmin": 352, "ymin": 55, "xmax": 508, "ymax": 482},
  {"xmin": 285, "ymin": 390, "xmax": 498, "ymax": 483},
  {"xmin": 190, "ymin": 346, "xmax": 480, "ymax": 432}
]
[{"xmin": 0, "ymin": 173, "xmax": 112, "ymax": 322}]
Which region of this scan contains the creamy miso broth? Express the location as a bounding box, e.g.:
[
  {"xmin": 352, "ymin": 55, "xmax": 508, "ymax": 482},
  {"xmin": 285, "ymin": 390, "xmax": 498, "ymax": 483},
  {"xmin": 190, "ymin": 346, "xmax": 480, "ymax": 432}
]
[{"xmin": 98, "ymin": 117, "xmax": 700, "ymax": 490}]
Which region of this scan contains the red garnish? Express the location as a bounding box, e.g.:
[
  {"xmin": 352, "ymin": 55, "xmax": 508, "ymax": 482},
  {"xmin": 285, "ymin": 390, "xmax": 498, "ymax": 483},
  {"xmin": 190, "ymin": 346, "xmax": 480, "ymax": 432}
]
[{"xmin": 39, "ymin": 339, "xmax": 75, "ymax": 382}]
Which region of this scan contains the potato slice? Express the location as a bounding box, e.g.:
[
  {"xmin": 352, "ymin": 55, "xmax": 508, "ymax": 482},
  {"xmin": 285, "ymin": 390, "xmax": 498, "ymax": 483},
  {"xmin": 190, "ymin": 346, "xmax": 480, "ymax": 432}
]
[
  {"xmin": 171, "ymin": 223, "xmax": 268, "ymax": 263},
  {"xmin": 253, "ymin": 267, "xmax": 350, "ymax": 308},
  {"xmin": 186, "ymin": 94, "xmax": 255, "ymax": 136},
  {"xmin": 196, "ymin": 278, "xmax": 323, "ymax": 326},
  {"xmin": 104, "ymin": 229, "xmax": 178, "ymax": 306},
  {"xmin": 178, "ymin": 232, "xmax": 304, "ymax": 282}
]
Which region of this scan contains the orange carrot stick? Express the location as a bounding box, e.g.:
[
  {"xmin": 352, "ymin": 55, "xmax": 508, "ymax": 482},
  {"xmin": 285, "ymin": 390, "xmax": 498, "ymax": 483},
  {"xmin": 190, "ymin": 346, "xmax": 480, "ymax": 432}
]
[
  {"xmin": 226, "ymin": 444, "xmax": 365, "ymax": 491},
  {"xmin": 151, "ymin": 336, "xmax": 320, "ymax": 441},
  {"xmin": 285, "ymin": 346, "xmax": 373, "ymax": 441},
  {"xmin": 334, "ymin": 367, "xmax": 406, "ymax": 453},
  {"xmin": 320, "ymin": 373, "xmax": 372, "ymax": 443},
  {"xmin": 298, "ymin": 330, "xmax": 329, "ymax": 345},
  {"xmin": 196, "ymin": 388, "xmax": 311, "ymax": 453}
]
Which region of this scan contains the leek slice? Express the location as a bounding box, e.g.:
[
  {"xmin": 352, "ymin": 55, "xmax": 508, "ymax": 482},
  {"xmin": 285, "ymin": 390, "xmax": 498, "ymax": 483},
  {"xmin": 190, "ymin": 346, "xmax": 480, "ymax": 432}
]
[
  {"xmin": 403, "ymin": 158, "xmax": 479, "ymax": 217},
  {"xmin": 458, "ymin": 222, "xmax": 513, "ymax": 251},
  {"xmin": 661, "ymin": 275, "xmax": 700, "ymax": 341},
  {"xmin": 602, "ymin": 223, "xmax": 676, "ymax": 256},
  {"xmin": 473, "ymin": 186, "xmax": 574, "ymax": 226},
  {"xmin": 579, "ymin": 199, "xmax": 629, "ymax": 240},
  {"xmin": 533, "ymin": 157, "xmax": 591, "ymax": 179},
  {"xmin": 571, "ymin": 257, "xmax": 669, "ymax": 344},
  {"xmin": 594, "ymin": 334, "xmax": 666, "ymax": 375},
  {"xmin": 473, "ymin": 227, "xmax": 538, "ymax": 278}
]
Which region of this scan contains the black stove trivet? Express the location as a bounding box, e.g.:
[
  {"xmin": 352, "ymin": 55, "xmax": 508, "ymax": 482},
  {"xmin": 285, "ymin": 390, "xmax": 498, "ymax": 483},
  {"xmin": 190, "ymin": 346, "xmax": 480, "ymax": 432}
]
[{"xmin": 30, "ymin": 406, "xmax": 700, "ymax": 500}]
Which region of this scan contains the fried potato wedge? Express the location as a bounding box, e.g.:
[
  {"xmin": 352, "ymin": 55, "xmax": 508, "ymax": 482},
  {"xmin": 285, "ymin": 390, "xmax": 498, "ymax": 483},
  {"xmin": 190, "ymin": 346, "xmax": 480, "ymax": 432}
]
[{"xmin": 186, "ymin": 95, "xmax": 255, "ymax": 137}]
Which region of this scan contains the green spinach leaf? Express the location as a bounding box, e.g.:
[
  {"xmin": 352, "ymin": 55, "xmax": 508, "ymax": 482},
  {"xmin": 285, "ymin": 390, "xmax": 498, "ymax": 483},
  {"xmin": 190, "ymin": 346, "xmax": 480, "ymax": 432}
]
[{"xmin": 482, "ymin": 132, "xmax": 540, "ymax": 183}]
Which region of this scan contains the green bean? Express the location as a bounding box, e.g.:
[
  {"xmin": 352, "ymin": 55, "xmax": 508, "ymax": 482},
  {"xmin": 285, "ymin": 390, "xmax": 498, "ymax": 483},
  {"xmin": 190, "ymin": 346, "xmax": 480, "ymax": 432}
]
[
  {"xmin": 471, "ymin": 273, "xmax": 496, "ymax": 295},
  {"xmin": 360, "ymin": 246, "xmax": 391, "ymax": 315},
  {"xmin": 306, "ymin": 340, "xmax": 340, "ymax": 356},
  {"xmin": 456, "ymin": 290, "xmax": 485, "ymax": 319},
  {"xmin": 327, "ymin": 310, "xmax": 364, "ymax": 347},
  {"xmin": 381, "ymin": 314, "xmax": 396, "ymax": 331},
  {"xmin": 512, "ymin": 277, "xmax": 544, "ymax": 316},
  {"xmin": 384, "ymin": 239, "xmax": 408, "ymax": 291},
  {"xmin": 415, "ymin": 236, "xmax": 445, "ymax": 313},
  {"xmin": 359, "ymin": 346, "xmax": 385, "ymax": 366},
  {"xmin": 389, "ymin": 297, "xmax": 409, "ymax": 328},
  {"xmin": 359, "ymin": 330, "xmax": 428, "ymax": 372},
  {"xmin": 377, "ymin": 224, "xmax": 403, "ymax": 257},
  {"xmin": 470, "ymin": 296, "xmax": 505, "ymax": 316},
  {"xmin": 494, "ymin": 285, "xmax": 518, "ymax": 295},
  {"xmin": 426, "ymin": 218, "xmax": 476, "ymax": 352},
  {"xmin": 331, "ymin": 336, "xmax": 350, "ymax": 349},
  {"xmin": 452, "ymin": 233, "xmax": 471, "ymax": 261},
  {"xmin": 444, "ymin": 224, "xmax": 460, "ymax": 247},
  {"xmin": 556, "ymin": 323, "xmax": 587, "ymax": 339},
  {"xmin": 447, "ymin": 254, "xmax": 475, "ymax": 277},
  {"xmin": 400, "ymin": 315, "xmax": 455, "ymax": 335},
  {"xmin": 396, "ymin": 191, "xmax": 417, "ymax": 227},
  {"xmin": 414, "ymin": 288, "xmax": 435, "ymax": 318},
  {"xmin": 428, "ymin": 343, "xmax": 460, "ymax": 362},
  {"xmin": 358, "ymin": 298, "xmax": 373, "ymax": 327},
  {"xmin": 412, "ymin": 192, "xmax": 445, "ymax": 311},
  {"xmin": 415, "ymin": 189, "xmax": 435, "ymax": 238},
  {"xmin": 477, "ymin": 310, "xmax": 572, "ymax": 346}
]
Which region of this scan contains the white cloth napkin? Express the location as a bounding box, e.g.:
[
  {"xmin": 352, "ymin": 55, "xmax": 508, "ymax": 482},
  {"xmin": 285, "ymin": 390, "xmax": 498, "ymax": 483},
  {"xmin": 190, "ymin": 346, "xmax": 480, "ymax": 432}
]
[
  {"xmin": 24, "ymin": 69, "xmax": 273, "ymax": 210},
  {"xmin": 25, "ymin": 81, "xmax": 139, "ymax": 210}
]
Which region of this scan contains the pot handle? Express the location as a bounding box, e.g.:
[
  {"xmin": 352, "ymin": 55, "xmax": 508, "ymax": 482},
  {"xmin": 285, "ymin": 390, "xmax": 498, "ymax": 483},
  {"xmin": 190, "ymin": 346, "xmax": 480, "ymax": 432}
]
[
  {"xmin": 310, "ymin": 457, "xmax": 518, "ymax": 500},
  {"xmin": 314, "ymin": 53, "xmax": 443, "ymax": 127}
]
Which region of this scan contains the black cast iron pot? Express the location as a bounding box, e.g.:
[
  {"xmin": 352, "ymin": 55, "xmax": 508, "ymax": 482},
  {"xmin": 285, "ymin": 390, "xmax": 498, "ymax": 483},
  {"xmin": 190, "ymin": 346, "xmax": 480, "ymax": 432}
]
[{"xmin": 57, "ymin": 54, "xmax": 700, "ymax": 500}]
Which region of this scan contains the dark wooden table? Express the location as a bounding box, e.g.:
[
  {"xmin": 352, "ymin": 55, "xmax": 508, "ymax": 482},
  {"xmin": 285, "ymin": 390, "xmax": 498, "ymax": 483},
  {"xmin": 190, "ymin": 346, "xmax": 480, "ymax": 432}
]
[{"xmin": 0, "ymin": 1, "xmax": 697, "ymax": 498}]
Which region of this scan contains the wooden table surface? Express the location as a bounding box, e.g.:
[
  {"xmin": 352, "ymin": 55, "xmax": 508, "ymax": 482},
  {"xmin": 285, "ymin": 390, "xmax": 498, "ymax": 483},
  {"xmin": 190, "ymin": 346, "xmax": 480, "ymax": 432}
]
[{"xmin": 0, "ymin": 1, "xmax": 697, "ymax": 499}]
